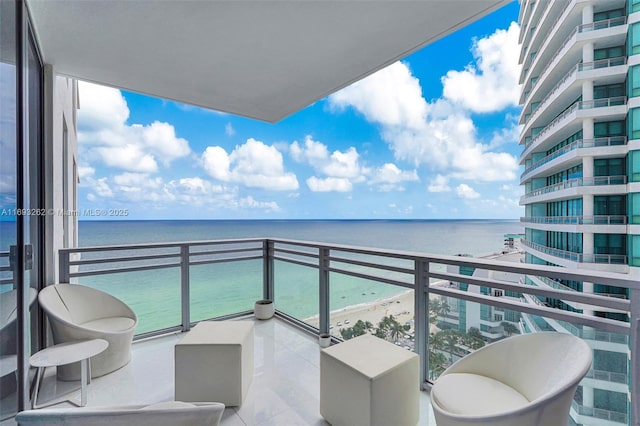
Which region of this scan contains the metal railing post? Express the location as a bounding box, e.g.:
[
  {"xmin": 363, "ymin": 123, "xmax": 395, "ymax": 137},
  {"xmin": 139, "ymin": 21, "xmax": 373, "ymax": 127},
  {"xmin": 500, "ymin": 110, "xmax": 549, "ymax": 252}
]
[
  {"xmin": 414, "ymin": 258, "xmax": 429, "ymax": 389},
  {"xmin": 263, "ymin": 240, "xmax": 274, "ymax": 301},
  {"xmin": 319, "ymin": 247, "xmax": 330, "ymax": 335},
  {"xmin": 59, "ymin": 250, "xmax": 70, "ymax": 283},
  {"xmin": 631, "ymin": 288, "xmax": 640, "ymax": 426},
  {"xmin": 180, "ymin": 245, "xmax": 190, "ymax": 332}
]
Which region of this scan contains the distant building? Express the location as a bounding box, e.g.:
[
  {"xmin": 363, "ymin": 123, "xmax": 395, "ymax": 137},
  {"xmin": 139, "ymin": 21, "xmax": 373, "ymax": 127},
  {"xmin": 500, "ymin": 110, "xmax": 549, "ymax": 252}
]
[{"xmin": 437, "ymin": 251, "xmax": 522, "ymax": 341}]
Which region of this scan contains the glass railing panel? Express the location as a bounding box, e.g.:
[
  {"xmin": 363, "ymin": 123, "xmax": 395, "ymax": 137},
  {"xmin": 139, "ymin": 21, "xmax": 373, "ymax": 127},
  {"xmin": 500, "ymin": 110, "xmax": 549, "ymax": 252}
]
[
  {"xmin": 273, "ymin": 260, "xmax": 319, "ymax": 327},
  {"xmin": 329, "ymin": 273, "xmax": 415, "ymax": 347},
  {"xmin": 189, "ymin": 259, "xmax": 262, "ymax": 322},
  {"xmin": 78, "ymin": 269, "xmax": 181, "ymax": 335},
  {"xmin": 428, "ymin": 294, "xmax": 520, "ymax": 381}
]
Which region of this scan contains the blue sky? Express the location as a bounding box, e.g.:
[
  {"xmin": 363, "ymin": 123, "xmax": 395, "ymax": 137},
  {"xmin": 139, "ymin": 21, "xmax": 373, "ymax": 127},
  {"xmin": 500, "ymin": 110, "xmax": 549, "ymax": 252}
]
[{"xmin": 77, "ymin": 1, "xmax": 523, "ymax": 220}]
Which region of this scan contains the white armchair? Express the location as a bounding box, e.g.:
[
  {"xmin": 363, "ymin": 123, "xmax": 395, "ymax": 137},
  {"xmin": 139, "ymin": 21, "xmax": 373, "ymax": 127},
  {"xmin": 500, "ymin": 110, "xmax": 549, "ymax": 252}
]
[
  {"xmin": 38, "ymin": 284, "xmax": 138, "ymax": 380},
  {"xmin": 430, "ymin": 332, "xmax": 592, "ymax": 426},
  {"xmin": 15, "ymin": 401, "xmax": 225, "ymax": 425}
]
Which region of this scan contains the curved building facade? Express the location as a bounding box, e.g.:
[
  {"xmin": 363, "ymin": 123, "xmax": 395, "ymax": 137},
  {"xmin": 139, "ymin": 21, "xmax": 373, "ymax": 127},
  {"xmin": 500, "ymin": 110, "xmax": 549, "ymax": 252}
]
[{"xmin": 518, "ymin": 0, "xmax": 638, "ymax": 424}]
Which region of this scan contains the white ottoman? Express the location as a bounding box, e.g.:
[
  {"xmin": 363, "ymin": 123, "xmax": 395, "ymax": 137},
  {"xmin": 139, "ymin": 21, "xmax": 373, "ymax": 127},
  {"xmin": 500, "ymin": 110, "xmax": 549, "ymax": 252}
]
[
  {"xmin": 175, "ymin": 321, "xmax": 254, "ymax": 406},
  {"xmin": 320, "ymin": 334, "xmax": 419, "ymax": 426}
]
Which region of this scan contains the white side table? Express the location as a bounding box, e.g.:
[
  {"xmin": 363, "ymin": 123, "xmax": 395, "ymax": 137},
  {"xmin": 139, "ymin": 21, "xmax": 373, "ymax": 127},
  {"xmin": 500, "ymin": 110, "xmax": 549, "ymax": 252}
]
[{"xmin": 30, "ymin": 339, "xmax": 109, "ymax": 409}]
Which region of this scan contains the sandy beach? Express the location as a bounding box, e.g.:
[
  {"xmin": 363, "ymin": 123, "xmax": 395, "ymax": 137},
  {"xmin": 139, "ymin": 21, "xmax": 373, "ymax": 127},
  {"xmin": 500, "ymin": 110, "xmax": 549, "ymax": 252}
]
[{"xmin": 304, "ymin": 290, "xmax": 417, "ymax": 337}]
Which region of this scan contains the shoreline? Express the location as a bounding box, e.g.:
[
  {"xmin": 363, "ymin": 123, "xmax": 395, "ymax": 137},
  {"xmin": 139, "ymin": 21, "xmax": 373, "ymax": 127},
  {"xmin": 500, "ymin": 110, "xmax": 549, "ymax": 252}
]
[{"xmin": 304, "ymin": 289, "xmax": 416, "ymax": 335}]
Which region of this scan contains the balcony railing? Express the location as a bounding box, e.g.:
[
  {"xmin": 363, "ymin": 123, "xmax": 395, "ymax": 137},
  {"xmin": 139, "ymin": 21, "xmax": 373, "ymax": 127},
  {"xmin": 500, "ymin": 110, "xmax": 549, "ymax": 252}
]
[
  {"xmin": 572, "ymin": 400, "xmax": 628, "ymax": 424},
  {"xmin": 523, "ymin": 56, "xmax": 626, "ymax": 127},
  {"xmin": 52, "ymin": 237, "xmax": 639, "ymax": 424},
  {"xmin": 525, "ymin": 15, "xmax": 627, "ymax": 98},
  {"xmin": 520, "ymin": 215, "xmax": 628, "ymax": 225},
  {"xmin": 526, "ymin": 93, "xmax": 627, "ymax": 149},
  {"xmin": 585, "ymin": 369, "xmax": 629, "ymax": 385},
  {"xmin": 521, "ymin": 175, "xmax": 627, "ymax": 200},
  {"xmin": 521, "ymin": 239, "xmax": 628, "ymax": 265},
  {"xmin": 521, "ymin": 136, "xmax": 627, "ymax": 177}
]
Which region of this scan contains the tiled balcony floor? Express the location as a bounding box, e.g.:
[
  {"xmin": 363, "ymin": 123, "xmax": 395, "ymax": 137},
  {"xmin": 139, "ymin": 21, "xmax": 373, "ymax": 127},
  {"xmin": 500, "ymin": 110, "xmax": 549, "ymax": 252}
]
[{"xmin": 3, "ymin": 317, "xmax": 435, "ymax": 425}]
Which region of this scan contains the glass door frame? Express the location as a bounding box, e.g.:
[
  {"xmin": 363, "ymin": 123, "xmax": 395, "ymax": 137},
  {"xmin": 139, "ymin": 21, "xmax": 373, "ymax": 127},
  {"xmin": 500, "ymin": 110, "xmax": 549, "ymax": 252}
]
[{"xmin": 14, "ymin": 0, "xmax": 44, "ymax": 412}]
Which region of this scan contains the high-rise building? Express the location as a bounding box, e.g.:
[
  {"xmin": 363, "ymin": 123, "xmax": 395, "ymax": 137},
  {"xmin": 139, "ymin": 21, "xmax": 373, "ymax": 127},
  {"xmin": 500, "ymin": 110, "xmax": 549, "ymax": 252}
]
[{"xmin": 518, "ymin": 1, "xmax": 637, "ymax": 424}]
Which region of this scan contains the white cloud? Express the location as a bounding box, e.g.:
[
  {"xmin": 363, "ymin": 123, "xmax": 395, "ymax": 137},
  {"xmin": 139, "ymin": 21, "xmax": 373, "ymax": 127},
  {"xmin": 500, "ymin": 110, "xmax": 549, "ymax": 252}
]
[
  {"xmin": 237, "ymin": 196, "xmax": 280, "ymax": 212},
  {"xmin": 291, "ymin": 136, "xmax": 369, "ymax": 192},
  {"xmin": 141, "ymin": 121, "xmax": 191, "ymax": 165},
  {"xmin": 306, "ymin": 177, "xmax": 352, "ymax": 192},
  {"xmin": 456, "ymin": 184, "xmax": 480, "ymax": 199},
  {"xmin": 78, "ymin": 81, "xmax": 191, "ymax": 173},
  {"xmin": 202, "ymin": 146, "xmax": 231, "ymax": 181},
  {"xmin": 369, "ymin": 163, "xmax": 418, "ymax": 191},
  {"xmin": 442, "ymin": 22, "xmax": 521, "ymax": 113},
  {"xmin": 80, "ymin": 176, "xmax": 113, "ymax": 198},
  {"xmin": 202, "ymin": 138, "xmax": 299, "ymax": 191},
  {"xmin": 225, "ymin": 123, "xmax": 235, "ymax": 136},
  {"xmin": 328, "ymin": 56, "xmax": 519, "ymax": 183},
  {"xmin": 95, "ymin": 144, "xmax": 158, "ymax": 173},
  {"xmin": 113, "ymin": 172, "xmax": 163, "ymax": 189},
  {"xmin": 78, "ymin": 165, "xmax": 95, "ymax": 179},
  {"xmin": 329, "ymin": 62, "xmax": 426, "ymax": 129},
  {"xmin": 81, "ymin": 171, "xmax": 282, "ymax": 214},
  {"xmin": 78, "ymin": 82, "xmax": 129, "ymax": 131},
  {"xmin": 427, "ymin": 175, "xmax": 451, "ymax": 193}
]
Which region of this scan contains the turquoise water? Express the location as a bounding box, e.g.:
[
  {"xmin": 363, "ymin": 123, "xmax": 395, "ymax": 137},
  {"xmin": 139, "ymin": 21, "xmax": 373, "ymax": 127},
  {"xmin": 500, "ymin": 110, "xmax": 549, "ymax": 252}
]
[{"xmin": 2, "ymin": 220, "xmax": 524, "ymax": 333}]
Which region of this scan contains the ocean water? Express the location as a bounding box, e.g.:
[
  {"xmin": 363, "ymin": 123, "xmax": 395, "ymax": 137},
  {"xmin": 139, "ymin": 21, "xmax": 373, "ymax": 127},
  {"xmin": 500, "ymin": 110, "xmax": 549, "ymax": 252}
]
[
  {"xmin": 2, "ymin": 220, "xmax": 524, "ymax": 333},
  {"xmin": 77, "ymin": 219, "xmax": 522, "ymax": 255}
]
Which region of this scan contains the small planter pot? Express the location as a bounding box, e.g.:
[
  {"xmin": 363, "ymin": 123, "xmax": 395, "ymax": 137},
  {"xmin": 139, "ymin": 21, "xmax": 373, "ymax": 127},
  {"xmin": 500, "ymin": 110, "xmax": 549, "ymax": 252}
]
[
  {"xmin": 254, "ymin": 300, "xmax": 274, "ymax": 320},
  {"xmin": 319, "ymin": 333, "xmax": 332, "ymax": 348}
]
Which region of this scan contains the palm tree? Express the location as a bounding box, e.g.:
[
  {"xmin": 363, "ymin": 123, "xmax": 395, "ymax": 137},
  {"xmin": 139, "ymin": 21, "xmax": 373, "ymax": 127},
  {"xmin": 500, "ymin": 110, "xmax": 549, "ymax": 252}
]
[
  {"xmin": 501, "ymin": 321, "xmax": 519, "ymax": 336},
  {"xmin": 429, "ymin": 298, "xmax": 441, "ymax": 325},
  {"xmin": 338, "ymin": 319, "xmax": 374, "ymax": 340},
  {"xmin": 467, "ymin": 327, "xmax": 483, "ymax": 340},
  {"xmin": 428, "ymin": 351, "xmax": 448, "ymax": 380},
  {"xmin": 439, "ymin": 300, "xmax": 451, "ymax": 322},
  {"xmin": 389, "ymin": 321, "xmax": 405, "ymax": 343}
]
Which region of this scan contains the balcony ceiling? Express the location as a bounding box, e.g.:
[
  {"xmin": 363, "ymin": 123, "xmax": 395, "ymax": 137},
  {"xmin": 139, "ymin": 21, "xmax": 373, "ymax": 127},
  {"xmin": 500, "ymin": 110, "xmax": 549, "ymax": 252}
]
[{"xmin": 26, "ymin": 0, "xmax": 508, "ymax": 123}]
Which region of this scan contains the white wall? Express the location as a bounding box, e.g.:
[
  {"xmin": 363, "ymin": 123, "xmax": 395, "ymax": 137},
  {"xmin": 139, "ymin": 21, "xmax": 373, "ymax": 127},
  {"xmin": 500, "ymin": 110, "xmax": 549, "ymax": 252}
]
[{"xmin": 43, "ymin": 65, "xmax": 78, "ymax": 285}]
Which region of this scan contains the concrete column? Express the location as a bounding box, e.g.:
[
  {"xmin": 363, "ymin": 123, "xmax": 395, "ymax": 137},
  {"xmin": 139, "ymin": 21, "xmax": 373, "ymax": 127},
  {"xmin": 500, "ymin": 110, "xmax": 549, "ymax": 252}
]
[
  {"xmin": 582, "ymin": 118, "xmax": 594, "ymax": 140},
  {"xmin": 583, "ymin": 194, "xmax": 594, "ymax": 218},
  {"xmin": 583, "ymin": 156, "xmax": 594, "ymax": 179},
  {"xmin": 582, "ymin": 42, "xmax": 594, "ymax": 64},
  {"xmin": 582, "ymin": 4, "xmax": 594, "ymax": 25},
  {"xmin": 583, "ymin": 233, "xmax": 594, "ymax": 256},
  {"xmin": 583, "ymin": 384, "xmax": 595, "ymax": 410},
  {"xmin": 575, "ymin": 12, "xmax": 595, "ymax": 402},
  {"xmin": 582, "ymin": 80, "xmax": 594, "ymax": 104}
]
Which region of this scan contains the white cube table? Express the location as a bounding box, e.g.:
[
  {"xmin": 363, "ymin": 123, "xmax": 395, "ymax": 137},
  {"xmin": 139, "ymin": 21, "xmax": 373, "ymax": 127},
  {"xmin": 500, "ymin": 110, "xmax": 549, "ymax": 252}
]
[
  {"xmin": 175, "ymin": 321, "xmax": 254, "ymax": 406},
  {"xmin": 320, "ymin": 334, "xmax": 419, "ymax": 426}
]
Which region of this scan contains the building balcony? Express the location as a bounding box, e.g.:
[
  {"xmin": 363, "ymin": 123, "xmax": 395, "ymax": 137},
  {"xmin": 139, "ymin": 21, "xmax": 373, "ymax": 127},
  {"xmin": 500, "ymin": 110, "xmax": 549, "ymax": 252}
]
[
  {"xmin": 520, "ymin": 57, "xmax": 627, "ymax": 131},
  {"xmin": 520, "ymin": 215, "xmax": 628, "ymax": 234},
  {"xmin": 518, "ymin": 0, "xmax": 571, "ymax": 69},
  {"xmin": 520, "ymin": 176, "xmax": 628, "ymax": 204},
  {"xmin": 571, "ymin": 400, "xmax": 629, "ymax": 425},
  {"xmin": 521, "ymin": 97, "xmax": 627, "ymax": 158},
  {"xmin": 521, "ymin": 239, "xmax": 628, "ymax": 265},
  {"xmin": 524, "ymin": 275, "xmax": 628, "ymax": 314},
  {"xmin": 520, "ymin": 215, "xmax": 627, "ymax": 225},
  {"xmin": 521, "ymin": 14, "xmax": 627, "ymax": 91},
  {"xmin": 520, "ymin": 136, "xmax": 627, "ymax": 180},
  {"xmin": 2, "ymin": 237, "xmax": 637, "ymax": 425}
]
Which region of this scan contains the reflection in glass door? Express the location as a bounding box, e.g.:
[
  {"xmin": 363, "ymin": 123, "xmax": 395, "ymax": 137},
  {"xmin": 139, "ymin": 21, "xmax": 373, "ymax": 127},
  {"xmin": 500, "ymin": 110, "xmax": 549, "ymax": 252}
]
[{"xmin": 0, "ymin": 0, "xmax": 43, "ymax": 417}]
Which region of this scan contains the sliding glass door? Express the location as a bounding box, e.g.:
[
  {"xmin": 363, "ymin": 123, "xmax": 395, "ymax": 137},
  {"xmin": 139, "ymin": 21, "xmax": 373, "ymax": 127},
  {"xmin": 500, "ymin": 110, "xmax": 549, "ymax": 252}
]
[{"xmin": 0, "ymin": 0, "xmax": 43, "ymax": 417}]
